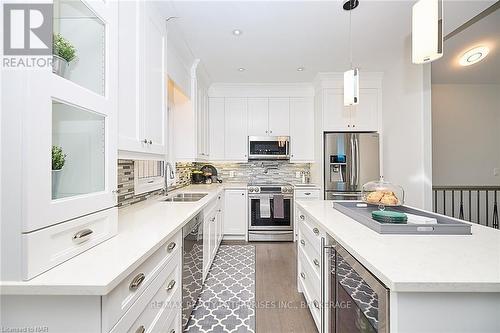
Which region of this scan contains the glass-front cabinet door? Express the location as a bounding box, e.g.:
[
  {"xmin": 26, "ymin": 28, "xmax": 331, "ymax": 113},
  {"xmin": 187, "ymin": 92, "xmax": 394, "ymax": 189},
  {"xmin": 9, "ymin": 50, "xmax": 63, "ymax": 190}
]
[{"xmin": 22, "ymin": 0, "xmax": 117, "ymax": 232}]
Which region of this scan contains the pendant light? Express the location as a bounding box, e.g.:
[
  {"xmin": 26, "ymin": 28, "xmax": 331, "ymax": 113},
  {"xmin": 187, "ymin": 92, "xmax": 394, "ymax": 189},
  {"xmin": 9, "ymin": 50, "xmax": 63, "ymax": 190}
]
[
  {"xmin": 412, "ymin": 0, "xmax": 443, "ymax": 64},
  {"xmin": 343, "ymin": 0, "xmax": 359, "ymax": 106}
]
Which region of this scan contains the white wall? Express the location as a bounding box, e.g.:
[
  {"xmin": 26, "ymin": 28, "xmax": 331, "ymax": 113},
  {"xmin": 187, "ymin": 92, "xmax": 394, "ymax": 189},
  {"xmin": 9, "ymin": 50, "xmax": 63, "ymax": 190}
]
[
  {"xmin": 432, "ymin": 84, "xmax": 500, "ymax": 186},
  {"xmin": 381, "ymin": 41, "xmax": 432, "ymax": 209}
]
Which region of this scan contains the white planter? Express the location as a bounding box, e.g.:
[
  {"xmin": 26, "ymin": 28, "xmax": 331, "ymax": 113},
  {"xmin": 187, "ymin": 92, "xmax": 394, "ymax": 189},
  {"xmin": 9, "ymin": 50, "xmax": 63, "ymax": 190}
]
[
  {"xmin": 52, "ymin": 55, "xmax": 69, "ymax": 77},
  {"xmin": 52, "ymin": 169, "xmax": 62, "ymax": 199}
]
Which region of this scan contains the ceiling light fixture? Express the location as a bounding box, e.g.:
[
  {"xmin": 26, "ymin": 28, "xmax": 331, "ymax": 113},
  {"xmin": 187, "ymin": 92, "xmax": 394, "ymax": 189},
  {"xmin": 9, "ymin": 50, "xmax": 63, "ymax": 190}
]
[
  {"xmin": 343, "ymin": 0, "xmax": 359, "ymax": 106},
  {"xmin": 412, "ymin": 0, "xmax": 443, "ymax": 64},
  {"xmin": 232, "ymin": 29, "xmax": 242, "ymax": 36},
  {"xmin": 297, "ymin": 67, "xmax": 304, "ymax": 72},
  {"xmin": 238, "ymin": 68, "xmax": 246, "ymax": 72},
  {"xmin": 459, "ymin": 46, "xmax": 489, "ymax": 66}
]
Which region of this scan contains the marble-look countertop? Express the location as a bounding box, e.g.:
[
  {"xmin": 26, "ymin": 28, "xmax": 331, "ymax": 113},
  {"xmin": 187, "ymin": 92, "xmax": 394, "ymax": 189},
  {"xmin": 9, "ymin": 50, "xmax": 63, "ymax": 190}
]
[
  {"xmin": 296, "ymin": 200, "xmax": 500, "ymax": 292},
  {"xmin": 0, "ymin": 184, "xmax": 240, "ymax": 295}
]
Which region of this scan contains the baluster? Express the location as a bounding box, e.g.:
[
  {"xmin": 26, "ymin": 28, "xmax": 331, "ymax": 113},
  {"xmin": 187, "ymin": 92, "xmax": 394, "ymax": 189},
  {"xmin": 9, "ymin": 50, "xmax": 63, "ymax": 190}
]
[
  {"xmin": 493, "ymin": 191, "xmax": 498, "ymax": 229},
  {"xmin": 477, "ymin": 190, "xmax": 480, "ymax": 224},
  {"xmin": 486, "ymin": 190, "xmax": 489, "ymax": 227},
  {"xmin": 443, "ymin": 190, "xmax": 446, "ymax": 215},
  {"xmin": 468, "ymin": 190, "xmax": 472, "ymax": 222},
  {"xmin": 459, "ymin": 190, "xmax": 464, "ymax": 220},
  {"xmin": 434, "ymin": 190, "xmax": 438, "ymax": 213},
  {"xmin": 451, "ymin": 191, "xmax": 455, "ymax": 217}
]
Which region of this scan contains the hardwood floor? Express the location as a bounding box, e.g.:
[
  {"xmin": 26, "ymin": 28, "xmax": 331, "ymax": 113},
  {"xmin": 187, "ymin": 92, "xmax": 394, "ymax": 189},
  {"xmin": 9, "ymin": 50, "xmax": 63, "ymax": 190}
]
[{"xmin": 223, "ymin": 241, "xmax": 318, "ymax": 332}]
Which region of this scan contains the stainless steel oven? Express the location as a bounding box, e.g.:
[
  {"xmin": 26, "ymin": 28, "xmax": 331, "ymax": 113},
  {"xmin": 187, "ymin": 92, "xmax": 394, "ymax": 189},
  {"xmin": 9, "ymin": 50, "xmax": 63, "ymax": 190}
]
[
  {"xmin": 248, "ymin": 183, "xmax": 294, "ymax": 241},
  {"xmin": 322, "ymin": 238, "xmax": 389, "ymax": 333},
  {"xmin": 248, "ymin": 136, "xmax": 290, "ymax": 160}
]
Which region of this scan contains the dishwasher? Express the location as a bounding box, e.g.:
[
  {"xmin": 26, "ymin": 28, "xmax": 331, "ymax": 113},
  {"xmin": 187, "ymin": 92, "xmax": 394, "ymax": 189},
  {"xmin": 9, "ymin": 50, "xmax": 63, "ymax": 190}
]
[{"xmin": 182, "ymin": 213, "xmax": 204, "ymax": 329}]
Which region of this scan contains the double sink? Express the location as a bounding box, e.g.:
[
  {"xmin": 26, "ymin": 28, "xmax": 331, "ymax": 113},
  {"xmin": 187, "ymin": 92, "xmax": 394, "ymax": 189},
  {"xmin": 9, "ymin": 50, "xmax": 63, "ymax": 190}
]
[{"xmin": 162, "ymin": 193, "xmax": 208, "ymax": 202}]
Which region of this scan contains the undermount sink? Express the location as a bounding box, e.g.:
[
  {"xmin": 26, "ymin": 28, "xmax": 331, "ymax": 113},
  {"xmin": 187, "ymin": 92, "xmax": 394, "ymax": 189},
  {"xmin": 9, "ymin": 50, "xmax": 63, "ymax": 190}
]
[{"xmin": 162, "ymin": 193, "xmax": 208, "ymax": 202}]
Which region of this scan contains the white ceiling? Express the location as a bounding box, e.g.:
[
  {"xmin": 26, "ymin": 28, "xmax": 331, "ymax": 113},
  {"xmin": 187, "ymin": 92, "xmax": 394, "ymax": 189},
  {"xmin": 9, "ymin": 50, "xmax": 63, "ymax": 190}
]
[
  {"xmin": 432, "ymin": 7, "xmax": 500, "ymax": 84},
  {"xmin": 164, "ymin": 0, "xmax": 496, "ymax": 83}
]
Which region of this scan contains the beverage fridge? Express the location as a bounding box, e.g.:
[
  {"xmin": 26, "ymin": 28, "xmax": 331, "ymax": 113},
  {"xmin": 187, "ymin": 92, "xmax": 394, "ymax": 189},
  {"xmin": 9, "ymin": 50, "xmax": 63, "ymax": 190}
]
[{"xmin": 324, "ymin": 132, "xmax": 380, "ymax": 200}]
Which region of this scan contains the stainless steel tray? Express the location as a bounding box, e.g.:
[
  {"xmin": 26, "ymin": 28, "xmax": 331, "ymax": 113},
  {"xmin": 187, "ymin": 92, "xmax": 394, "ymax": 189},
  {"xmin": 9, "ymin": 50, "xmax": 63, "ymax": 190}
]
[{"xmin": 332, "ymin": 201, "xmax": 472, "ymax": 235}]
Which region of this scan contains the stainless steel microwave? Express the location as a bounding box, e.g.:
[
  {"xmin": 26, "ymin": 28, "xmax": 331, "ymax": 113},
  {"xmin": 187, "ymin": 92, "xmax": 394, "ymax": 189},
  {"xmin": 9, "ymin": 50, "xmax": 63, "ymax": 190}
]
[{"xmin": 248, "ymin": 136, "xmax": 290, "ymax": 160}]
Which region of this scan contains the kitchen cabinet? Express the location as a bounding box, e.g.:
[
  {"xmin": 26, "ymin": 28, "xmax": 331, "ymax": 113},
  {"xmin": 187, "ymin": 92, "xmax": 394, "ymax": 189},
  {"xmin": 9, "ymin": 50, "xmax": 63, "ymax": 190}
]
[
  {"xmin": 208, "ymin": 97, "xmax": 225, "ymax": 160},
  {"xmin": 224, "ymin": 98, "xmax": 248, "ymax": 161},
  {"xmin": 203, "ymin": 193, "xmax": 224, "ymax": 279},
  {"xmin": 323, "ymin": 88, "xmax": 379, "ymax": 131},
  {"xmin": 247, "ymin": 97, "xmax": 290, "ymax": 136},
  {"xmin": 118, "ymin": 0, "xmax": 166, "ymax": 156},
  {"xmin": 289, "ymin": 97, "xmax": 314, "ymax": 162},
  {"xmin": 196, "ymin": 85, "xmax": 210, "ymax": 160},
  {"xmin": 223, "ymin": 189, "xmax": 248, "ymax": 237}
]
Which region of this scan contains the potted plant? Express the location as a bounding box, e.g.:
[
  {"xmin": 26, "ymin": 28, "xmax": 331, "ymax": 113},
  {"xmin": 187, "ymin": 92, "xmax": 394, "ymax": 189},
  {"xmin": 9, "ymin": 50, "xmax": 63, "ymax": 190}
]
[
  {"xmin": 52, "ymin": 33, "xmax": 77, "ymax": 77},
  {"xmin": 52, "ymin": 145, "xmax": 66, "ymax": 199}
]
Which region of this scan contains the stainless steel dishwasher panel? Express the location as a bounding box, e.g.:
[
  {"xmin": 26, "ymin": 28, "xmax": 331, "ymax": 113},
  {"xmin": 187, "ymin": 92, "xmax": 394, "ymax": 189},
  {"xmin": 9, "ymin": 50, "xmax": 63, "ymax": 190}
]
[{"xmin": 182, "ymin": 213, "xmax": 203, "ymax": 329}]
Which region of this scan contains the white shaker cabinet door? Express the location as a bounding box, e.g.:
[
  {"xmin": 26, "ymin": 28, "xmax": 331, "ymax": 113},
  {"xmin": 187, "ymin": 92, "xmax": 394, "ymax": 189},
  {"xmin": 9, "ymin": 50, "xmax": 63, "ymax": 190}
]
[
  {"xmin": 208, "ymin": 98, "xmax": 225, "ymax": 160},
  {"xmin": 141, "ymin": 3, "xmax": 166, "ymax": 154},
  {"xmin": 350, "ymin": 88, "xmax": 379, "ymax": 131},
  {"xmin": 224, "ymin": 98, "xmax": 248, "ymax": 161},
  {"xmin": 268, "ymin": 97, "xmax": 290, "ymax": 136},
  {"xmin": 223, "ymin": 190, "xmax": 248, "ymax": 236},
  {"xmin": 247, "ymin": 97, "xmax": 269, "ymax": 136},
  {"xmin": 290, "ymin": 97, "xmax": 314, "ymax": 162},
  {"xmin": 323, "ymin": 88, "xmax": 351, "ymax": 131}
]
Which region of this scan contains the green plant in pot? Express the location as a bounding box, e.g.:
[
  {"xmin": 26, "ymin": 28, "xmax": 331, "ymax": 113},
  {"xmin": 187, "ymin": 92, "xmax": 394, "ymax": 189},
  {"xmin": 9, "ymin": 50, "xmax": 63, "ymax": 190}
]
[
  {"xmin": 52, "ymin": 33, "xmax": 77, "ymax": 77},
  {"xmin": 52, "ymin": 145, "xmax": 66, "ymax": 199}
]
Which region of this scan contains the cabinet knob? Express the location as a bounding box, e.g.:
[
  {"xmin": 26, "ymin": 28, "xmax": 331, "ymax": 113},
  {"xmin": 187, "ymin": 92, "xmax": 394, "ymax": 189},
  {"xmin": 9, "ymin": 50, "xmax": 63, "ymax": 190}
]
[
  {"xmin": 135, "ymin": 326, "xmax": 145, "ymax": 333},
  {"xmin": 165, "ymin": 279, "xmax": 176, "ymax": 291},
  {"xmin": 300, "ymin": 239, "xmax": 305, "ymax": 246},
  {"xmin": 142, "ymin": 139, "xmax": 148, "ymax": 144},
  {"xmin": 313, "ymin": 258, "xmax": 320, "ymax": 266},
  {"xmin": 166, "ymin": 242, "xmax": 176, "ymax": 253},
  {"xmin": 313, "ymin": 300, "xmax": 320, "ymax": 309},
  {"xmin": 299, "ymin": 215, "xmax": 305, "ymax": 220},
  {"xmin": 129, "ymin": 273, "xmax": 146, "ymax": 291},
  {"xmin": 270, "ymin": 130, "xmax": 273, "ymax": 133},
  {"xmin": 265, "ymin": 130, "xmax": 268, "ymax": 134},
  {"xmin": 348, "ymin": 125, "xmax": 351, "ymax": 128},
  {"xmin": 148, "ymin": 140, "xmax": 153, "ymax": 144},
  {"xmin": 313, "ymin": 227, "xmax": 320, "ymax": 235},
  {"xmin": 352, "ymin": 125, "xmax": 355, "ymax": 128},
  {"xmin": 300, "ymin": 272, "xmax": 306, "ymax": 279}
]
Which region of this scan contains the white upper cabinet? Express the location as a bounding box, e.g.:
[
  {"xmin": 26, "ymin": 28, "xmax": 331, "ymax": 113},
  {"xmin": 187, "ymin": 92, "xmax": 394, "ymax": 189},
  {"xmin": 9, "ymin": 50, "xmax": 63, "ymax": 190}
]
[
  {"xmin": 224, "ymin": 98, "xmax": 248, "ymax": 161},
  {"xmin": 118, "ymin": 1, "xmax": 166, "ymax": 156},
  {"xmin": 323, "ymin": 88, "xmax": 379, "ymax": 132},
  {"xmin": 268, "ymin": 98, "xmax": 290, "ymax": 136},
  {"xmin": 208, "ymin": 98, "xmax": 225, "ymax": 160},
  {"xmin": 290, "ymin": 97, "xmax": 314, "ymax": 162},
  {"xmin": 247, "ymin": 98, "xmax": 269, "ymax": 136}
]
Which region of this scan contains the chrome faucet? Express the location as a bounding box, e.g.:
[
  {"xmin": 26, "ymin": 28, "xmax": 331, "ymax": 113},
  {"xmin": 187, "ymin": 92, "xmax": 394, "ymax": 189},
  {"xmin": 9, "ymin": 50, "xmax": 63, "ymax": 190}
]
[{"xmin": 164, "ymin": 161, "xmax": 175, "ymax": 194}]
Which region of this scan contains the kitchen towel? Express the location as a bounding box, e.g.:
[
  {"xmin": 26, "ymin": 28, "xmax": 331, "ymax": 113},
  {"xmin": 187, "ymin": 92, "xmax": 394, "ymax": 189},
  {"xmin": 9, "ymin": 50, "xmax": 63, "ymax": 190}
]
[
  {"xmin": 406, "ymin": 213, "xmax": 438, "ymax": 224},
  {"xmin": 260, "ymin": 194, "xmax": 271, "ymax": 218},
  {"xmin": 273, "ymin": 194, "xmax": 285, "ymax": 219}
]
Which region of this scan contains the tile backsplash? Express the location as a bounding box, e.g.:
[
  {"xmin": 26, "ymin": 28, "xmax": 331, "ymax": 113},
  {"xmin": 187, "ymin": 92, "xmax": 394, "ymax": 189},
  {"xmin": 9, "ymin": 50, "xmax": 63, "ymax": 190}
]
[{"xmin": 117, "ymin": 159, "xmax": 310, "ymax": 207}]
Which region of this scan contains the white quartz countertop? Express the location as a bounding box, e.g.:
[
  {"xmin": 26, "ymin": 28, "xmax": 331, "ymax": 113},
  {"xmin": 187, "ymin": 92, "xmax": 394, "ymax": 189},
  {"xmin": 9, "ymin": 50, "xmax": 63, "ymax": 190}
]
[
  {"xmin": 0, "ymin": 184, "xmax": 234, "ymax": 295},
  {"xmin": 296, "ymin": 200, "xmax": 500, "ymax": 293}
]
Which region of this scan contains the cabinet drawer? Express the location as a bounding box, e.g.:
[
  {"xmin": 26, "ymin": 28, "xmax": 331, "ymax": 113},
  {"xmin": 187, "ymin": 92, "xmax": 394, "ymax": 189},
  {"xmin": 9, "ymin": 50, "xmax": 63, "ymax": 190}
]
[
  {"xmin": 22, "ymin": 207, "xmax": 118, "ymax": 280},
  {"xmin": 295, "ymin": 189, "xmax": 320, "ymax": 200},
  {"xmin": 297, "ymin": 210, "xmax": 324, "ymax": 254},
  {"xmin": 109, "ymin": 255, "xmax": 181, "ymax": 333},
  {"xmin": 103, "ymin": 232, "xmax": 182, "ymax": 333},
  {"xmin": 298, "ymin": 246, "xmax": 321, "ymax": 299},
  {"xmin": 298, "ymin": 271, "xmax": 321, "ymax": 331}
]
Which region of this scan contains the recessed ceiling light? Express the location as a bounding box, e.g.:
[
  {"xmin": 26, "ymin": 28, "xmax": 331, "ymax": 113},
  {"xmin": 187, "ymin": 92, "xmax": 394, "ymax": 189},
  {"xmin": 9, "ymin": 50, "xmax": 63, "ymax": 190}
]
[
  {"xmin": 297, "ymin": 67, "xmax": 305, "ymax": 72},
  {"xmin": 232, "ymin": 29, "xmax": 242, "ymax": 36},
  {"xmin": 238, "ymin": 68, "xmax": 246, "ymax": 72},
  {"xmin": 459, "ymin": 46, "xmax": 489, "ymax": 66}
]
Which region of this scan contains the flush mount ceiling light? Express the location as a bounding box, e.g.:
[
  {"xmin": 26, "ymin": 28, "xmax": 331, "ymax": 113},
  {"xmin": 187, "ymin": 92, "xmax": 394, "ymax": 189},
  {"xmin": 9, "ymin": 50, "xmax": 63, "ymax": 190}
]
[
  {"xmin": 412, "ymin": 0, "xmax": 443, "ymax": 64},
  {"xmin": 459, "ymin": 46, "xmax": 489, "ymax": 66},
  {"xmin": 297, "ymin": 67, "xmax": 305, "ymax": 71},
  {"xmin": 343, "ymin": 0, "xmax": 359, "ymax": 106},
  {"xmin": 232, "ymin": 29, "xmax": 242, "ymax": 36},
  {"xmin": 238, "ymin": 68, "xmax": 246, "ymax": 72}
]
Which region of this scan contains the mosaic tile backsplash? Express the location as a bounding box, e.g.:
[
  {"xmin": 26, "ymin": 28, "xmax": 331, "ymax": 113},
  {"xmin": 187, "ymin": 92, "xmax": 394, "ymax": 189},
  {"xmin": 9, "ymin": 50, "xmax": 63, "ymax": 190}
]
[{"xmin": 117, "ymin": 159, "xmax": 310, "ymax": 207}]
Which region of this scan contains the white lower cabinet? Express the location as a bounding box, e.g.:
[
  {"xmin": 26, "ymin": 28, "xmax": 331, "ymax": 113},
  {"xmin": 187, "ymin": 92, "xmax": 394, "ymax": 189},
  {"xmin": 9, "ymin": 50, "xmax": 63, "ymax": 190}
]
[
  {"xmin": 223, "ymin": 189, "xmax": 248, "ymax": 239},
  {"xmin": 203, "ymin": 192, "xmax": 224, "ymax": 280}
]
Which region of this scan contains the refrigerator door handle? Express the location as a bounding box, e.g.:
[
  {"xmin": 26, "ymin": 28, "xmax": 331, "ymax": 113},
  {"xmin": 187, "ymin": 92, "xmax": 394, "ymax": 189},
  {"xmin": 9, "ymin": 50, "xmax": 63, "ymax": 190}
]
[
  {"xmin": 349, "ymin": 134, "xmax": 355, "ymax": 186},
  {"xmin": 355, "ymin": 134, "xmax": 361, "ymax": 188}
]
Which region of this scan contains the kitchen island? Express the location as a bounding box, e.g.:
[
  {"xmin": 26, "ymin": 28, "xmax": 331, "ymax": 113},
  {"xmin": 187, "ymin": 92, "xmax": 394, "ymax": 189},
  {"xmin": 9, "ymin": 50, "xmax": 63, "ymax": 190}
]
[{"xmin": 296, "ymin": 199, "xmax": 500, "ymax": 333}]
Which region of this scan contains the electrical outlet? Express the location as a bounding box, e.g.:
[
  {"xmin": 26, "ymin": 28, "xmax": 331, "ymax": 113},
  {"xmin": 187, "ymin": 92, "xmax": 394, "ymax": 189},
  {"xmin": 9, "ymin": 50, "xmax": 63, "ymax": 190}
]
[
  {"xmin": 296, "ymin": 171, "xmax": 301, "ymax": 178},
  {"xmin": 229, "ymin": 171, "xmax": 235, "ymax": 178},
  {"xmin": 494, "ymin": 168, "xmax": 499, "ymax": 177}
]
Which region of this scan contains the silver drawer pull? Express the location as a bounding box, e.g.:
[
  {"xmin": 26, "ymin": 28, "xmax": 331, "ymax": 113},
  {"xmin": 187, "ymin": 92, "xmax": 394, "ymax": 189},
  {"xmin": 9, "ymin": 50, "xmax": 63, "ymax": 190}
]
[
  {"xmin": 210, "ymin": 217, "xmax": 216, "ymax": 222},
  {"xmin": 166, "ymin": 242, "xmax": 176, "ymax": 253},
  {"xmin": 304, "ymin": 192, "xmax": 311, "ymax": 195},
  {"xmin": 129, "ymin": 273, "xmax": 146, "ymax": 291},
  {"xmin": 300, "ymin": 239, "xmax": 305, "ymax": 246},
  {"xmin": 169, "ymin": 329, "xmax": 175, "ymax": 333},
  {"xmin": 313, "ymin": 300, "xmax": 320, "ymax": 309},
  {"xmin": 313, "ymin": 259, "xmax": 320, "ymax": 266},
  {"xmin": 72, "ymin": 229, "xmax": 93, "ymax": 243},
  {"xmin": 313, "ymin": 227, "xmax": 320, "ymax": 235},
  {"xmin": 135, "ymin": 325, "xmax": 145, "ymax": 333},
  {"xmin": 299, "ymin": 215, "xmax": 305, "ymax": 220},
  {"xmin": 300, "ymin": 272, "xmax": 306, "ymax": 279},
  {"xmin": 166, "ymin": 279, "xmax": 176, "ymax": 291}
]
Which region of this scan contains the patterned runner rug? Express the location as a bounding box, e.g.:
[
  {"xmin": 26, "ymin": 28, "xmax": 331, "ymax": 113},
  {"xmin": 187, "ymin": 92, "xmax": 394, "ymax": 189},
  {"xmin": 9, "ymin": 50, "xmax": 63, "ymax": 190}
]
[{"xmin": 185, "ymin": 245, "xmax": 256, "ymax": 333}]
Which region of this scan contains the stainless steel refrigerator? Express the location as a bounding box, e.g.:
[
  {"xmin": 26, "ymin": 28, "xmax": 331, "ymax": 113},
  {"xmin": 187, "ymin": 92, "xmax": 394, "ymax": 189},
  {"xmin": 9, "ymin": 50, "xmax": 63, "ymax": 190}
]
[{"xmin": 324, "ymin": 132, "xmax": 380, "ymax": 200}]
